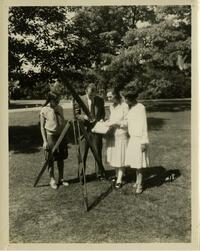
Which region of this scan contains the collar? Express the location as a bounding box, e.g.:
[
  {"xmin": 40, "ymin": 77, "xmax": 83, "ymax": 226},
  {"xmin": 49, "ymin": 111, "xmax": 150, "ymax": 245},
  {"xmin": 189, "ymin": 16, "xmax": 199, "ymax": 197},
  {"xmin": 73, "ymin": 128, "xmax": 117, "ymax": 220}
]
[
  {"xmin": 86, "ymin": 94, "xmax": 95, "ymax": 102},
  {"xmin": 86, "ymin": 94, "xmax": 90, "ymax": 100},
  {"xmin": 46, "ymin": 103, "xmax": 59, "ymax": 110}
]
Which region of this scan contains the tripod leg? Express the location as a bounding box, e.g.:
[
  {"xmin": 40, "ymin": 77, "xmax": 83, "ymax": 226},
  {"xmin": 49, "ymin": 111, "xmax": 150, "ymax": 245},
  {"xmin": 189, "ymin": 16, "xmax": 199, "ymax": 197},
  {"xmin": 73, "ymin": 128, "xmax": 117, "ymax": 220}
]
[
  {"xmin": 78, "ymin": 121, "xmax": 104, "ymax": 174},
  {"xmin": 33, "ymin": 161, "xmax": 48, "ymax": 187},
  {"xmin": 72, "ymin": 120, "xmax": 80, "ymax": 179},
  {"xmin": 77, "ymin": 121, "xmax": 88, "ymax": 211},
  {"xmin": 72, "ymin": 120, "xmax": 88, "ymax": 211},
  {"xmin": 94, "ymin": 161, "xmax": 98, "ymax": 179}
]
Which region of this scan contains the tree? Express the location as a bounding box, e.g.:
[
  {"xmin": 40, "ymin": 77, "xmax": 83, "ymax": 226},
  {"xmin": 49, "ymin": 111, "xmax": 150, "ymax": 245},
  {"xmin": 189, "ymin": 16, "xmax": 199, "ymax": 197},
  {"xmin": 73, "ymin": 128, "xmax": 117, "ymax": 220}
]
[
  {"xmin": 70, "ymin": 6, "xmax": 156, "ymax": 91},
  {"xmin": 9, "ymin": 6, "xmax": 82, "ymax": 97},
  {"xmin": 103, "ymin": 5, "xmax": 191, "ymax": 98},
  {"xmin": 8, "ymin": 6, "xmax": 191, "ymax": 99}
]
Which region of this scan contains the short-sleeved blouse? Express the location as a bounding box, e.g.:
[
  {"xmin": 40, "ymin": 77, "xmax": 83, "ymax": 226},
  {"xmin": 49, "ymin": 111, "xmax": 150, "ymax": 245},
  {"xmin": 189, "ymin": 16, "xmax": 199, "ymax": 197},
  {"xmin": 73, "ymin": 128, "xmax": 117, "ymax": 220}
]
[{"xmin": 40, "ymin": 104, "xmax": 64, "ymax": 134}]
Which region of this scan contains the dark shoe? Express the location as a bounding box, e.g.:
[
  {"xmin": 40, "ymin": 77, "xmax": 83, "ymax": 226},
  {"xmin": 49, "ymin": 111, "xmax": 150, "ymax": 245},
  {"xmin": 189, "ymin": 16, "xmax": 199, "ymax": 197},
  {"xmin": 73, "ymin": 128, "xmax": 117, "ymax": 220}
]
[
  {"xmin": 115, "ymin": 183, "xmax": 122, "ymax": 189},
  {"xmin": 79, "ymin": 175, "xmax": 85, "ymax": 185},
  {"xmin": 97, "ymin": 171, "xmax": 106, "ymax": 181},
  {"xmin": 111, "ymin": 177, "xmax": 117, "ymax": 183},
  {"xmin": 98, "ymin": 176, "xmax": 105, "ymax": 181}
]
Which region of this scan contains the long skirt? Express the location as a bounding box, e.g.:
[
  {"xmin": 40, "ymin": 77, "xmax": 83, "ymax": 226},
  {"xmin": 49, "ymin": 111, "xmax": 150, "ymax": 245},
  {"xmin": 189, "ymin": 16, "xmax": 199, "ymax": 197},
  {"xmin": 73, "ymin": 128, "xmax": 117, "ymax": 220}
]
[
  {"xmin": 125, "ymin": 136, "xmax": 149, "ymax": 169},
  {"xmin": 106, "ymin": 133, "xmax": 128, "ymax": 168}
]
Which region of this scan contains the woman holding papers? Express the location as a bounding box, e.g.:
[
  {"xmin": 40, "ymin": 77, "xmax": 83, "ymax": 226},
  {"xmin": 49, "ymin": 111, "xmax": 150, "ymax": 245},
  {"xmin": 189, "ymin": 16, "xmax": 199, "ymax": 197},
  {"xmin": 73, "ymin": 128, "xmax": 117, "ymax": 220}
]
[{"xmin": 106, "ymin": 89, "xmax": 129, "ymax": 189}]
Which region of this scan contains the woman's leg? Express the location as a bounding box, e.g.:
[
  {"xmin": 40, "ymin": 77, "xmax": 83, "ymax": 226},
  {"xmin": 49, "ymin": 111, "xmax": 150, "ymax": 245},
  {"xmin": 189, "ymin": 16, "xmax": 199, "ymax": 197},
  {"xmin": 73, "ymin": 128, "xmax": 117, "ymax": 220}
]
[
  {"xmin": 57, "ymin": 160, "xmax": 69, "ymax": 186},
  {"xmin": 115, "ymin": 168, "xmax": 118, "ymax": 180},
  {"xmin": 46, "ymin": 134, "xmax": 57, "ymax": 189},
  {"xmin": 48, "ymin": 160, "xmax": 54, "ymax": 178},
  {"xmin": 133, "ymin": 169, "xmax": 139, "ymax": 188},
  {"xmin": 48, "ymin": 161, "xmax": 57, "ymax": 189},
  {"xmin": 115, "ymin": 167, "xmax": 124, "ymax": 189},
  {"xmin": 116, "ymin": 167, "xmax": 123, "ymax": 184},
  {"xmin": 57, "ymin": 160, "xmax": 64, "ymax": 181},
  {"xmin": 135, "ymin": 169, "xmax": 143, "ymax": 194}
]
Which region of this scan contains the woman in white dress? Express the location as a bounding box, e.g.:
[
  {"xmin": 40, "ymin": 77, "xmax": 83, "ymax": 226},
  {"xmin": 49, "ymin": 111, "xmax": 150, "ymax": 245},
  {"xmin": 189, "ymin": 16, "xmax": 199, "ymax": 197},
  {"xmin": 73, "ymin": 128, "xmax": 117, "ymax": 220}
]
[
  {"xmin": 124, "ymin": 91, "xmax": 149, "ymax": 194},
  {"xmin": 106, "ymin": 89, "xmax": 129, "ymax": 189}
]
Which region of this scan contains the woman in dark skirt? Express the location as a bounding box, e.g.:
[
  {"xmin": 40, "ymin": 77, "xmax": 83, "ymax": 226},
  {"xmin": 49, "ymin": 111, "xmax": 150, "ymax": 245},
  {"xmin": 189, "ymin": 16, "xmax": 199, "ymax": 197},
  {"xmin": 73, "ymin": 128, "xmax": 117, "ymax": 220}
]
[{"xmin": 40, "ymin": 91, "xmax": 69, "ymax": 189}]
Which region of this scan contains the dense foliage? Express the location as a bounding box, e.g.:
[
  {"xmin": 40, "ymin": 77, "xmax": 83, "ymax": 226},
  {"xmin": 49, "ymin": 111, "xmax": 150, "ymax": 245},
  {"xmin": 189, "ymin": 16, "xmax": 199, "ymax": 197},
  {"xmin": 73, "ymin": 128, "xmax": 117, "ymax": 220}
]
[{"xmin": 9, "ymin": 6, "xmax": 191, "ymax": 99}]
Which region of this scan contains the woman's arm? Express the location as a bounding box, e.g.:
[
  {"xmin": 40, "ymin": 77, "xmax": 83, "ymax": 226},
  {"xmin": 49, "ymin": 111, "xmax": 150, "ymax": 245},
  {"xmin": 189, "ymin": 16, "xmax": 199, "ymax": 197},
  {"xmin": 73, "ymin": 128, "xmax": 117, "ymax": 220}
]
[
  {"xmin": 40, "ymin": 114, "xmax": 48, "ymax": 149},
  {"xmin": 109, "ymin": 103, "xmax": 128, "ymax": 128},
  {"xmin": 141, "ymin": 106, "xmax": 149, "ymax": 151},
  {"xmin": 119, "ymin": 103, "xmax": 129, "ymax": 128},
  {"xmin": 101, "ymin": 98, "xmax": 106, "ymax": 121},
  {"xmin": 59, "ymin": 105, "xmax": 65, "ymax": 124}
]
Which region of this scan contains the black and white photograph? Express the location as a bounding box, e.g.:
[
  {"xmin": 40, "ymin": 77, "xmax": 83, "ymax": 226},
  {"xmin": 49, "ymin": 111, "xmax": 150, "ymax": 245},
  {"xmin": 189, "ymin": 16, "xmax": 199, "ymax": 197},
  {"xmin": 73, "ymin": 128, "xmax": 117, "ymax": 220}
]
[{"xmin": 0, "ymin": 0, "xmax": 199, "ymax": 248}]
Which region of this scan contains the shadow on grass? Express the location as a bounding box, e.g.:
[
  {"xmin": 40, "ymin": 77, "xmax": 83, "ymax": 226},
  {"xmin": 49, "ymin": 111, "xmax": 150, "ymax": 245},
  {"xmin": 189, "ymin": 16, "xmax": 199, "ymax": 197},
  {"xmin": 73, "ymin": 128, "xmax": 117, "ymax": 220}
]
[
  {"xmin": 34, "ymin": 171, "xmax": 114, "ymax": 211},
  {"xmin": 87, "ymin": 183, "xmax": 113, "ymax": 211},
  {"xmin": 145, "ymin": 101, "xmax": 191, "ymax": 113},
  {"xmin": 9, "ymin": 103, "xmax": 42, "ymax": 109},
  {"xmin": 124, "ymin": 166, "xmax": 181, "ymax": 189},
  {"xmin": 9, "ymin": 122, "xmax": 81, "ymax": 154},
  {"xmin": 8, "ymin": 116, "xmax": 172, "ymax": 154},
  {"xmin": 9, "ymin": 125, "xmax": 42, "ymax": 154},
  {"xmin": 34, "ymin": 166, "xmax": 181, "ymax": 189},
  {"xmin": 35, "ymin": 184, "xmax": 50, "ymax": 188},
  {"xmin": 147, "ymin": 117, "xmax": 168, "ymax": 131},
  {"xmin": 144, "ymin": 168, "xmax": 181, "ymax": 189},
  {"xmin": 33, "ymin": 166, "xmax": 180, "ymax": 211},
  {"xmin": 68, "ymin": 169, "xmax": 118, "ymax": 184},
  {"xmin": 67, "ymin": 167, "xmax": 181, "ymax": 209},
  {"xmin": 67, "ymin": 173, "xmax": 98, "ymax": 184}
]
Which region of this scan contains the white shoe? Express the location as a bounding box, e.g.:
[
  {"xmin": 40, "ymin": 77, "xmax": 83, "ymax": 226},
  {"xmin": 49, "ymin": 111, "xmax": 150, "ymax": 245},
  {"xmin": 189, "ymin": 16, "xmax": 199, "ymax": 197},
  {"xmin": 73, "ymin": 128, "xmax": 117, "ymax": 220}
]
[
  {"xmin": 50, "ymin": 178, "xmax": 57, "ymax": 189},
  {"xmin": 132, "ymin": 182, "xmax": 138, "ymax": 188},
  {"xmin": 59, "ymin": 179, "xmax": 69, "ymax": 187}
]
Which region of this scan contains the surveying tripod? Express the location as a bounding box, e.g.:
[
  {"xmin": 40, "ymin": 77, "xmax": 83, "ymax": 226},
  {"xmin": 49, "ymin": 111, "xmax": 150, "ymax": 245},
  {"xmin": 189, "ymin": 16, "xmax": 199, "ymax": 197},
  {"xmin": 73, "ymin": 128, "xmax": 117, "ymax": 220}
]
[
  {"xmin": 33, "ymin": 74, "xmax": 113, "ymax": 211},
  {"xmin": 34, "ymin": 121, "xmax": 106, "ymax": 210}
]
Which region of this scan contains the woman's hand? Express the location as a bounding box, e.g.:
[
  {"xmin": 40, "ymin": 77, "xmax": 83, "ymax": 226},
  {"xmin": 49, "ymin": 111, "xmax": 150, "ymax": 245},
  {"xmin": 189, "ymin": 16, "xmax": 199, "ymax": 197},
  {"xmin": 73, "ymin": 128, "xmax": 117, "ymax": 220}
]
[
  {"xmin": 43, "ymin": 141, "xmax": 49, "ymax": 150},
  {"xmin": 106, "ymin": 121, "xmax": 119, "ymax": 128},
  {"xmin": 104, "ymin": 120, "xmax": 111, "ymax": 126},
  {"xmin": 111, "ymin": 122, "xmax": 120, "ymax": 128},
  {"xmin": 83, "ymin": 115, "xmax": 89, "ymax": 120}
]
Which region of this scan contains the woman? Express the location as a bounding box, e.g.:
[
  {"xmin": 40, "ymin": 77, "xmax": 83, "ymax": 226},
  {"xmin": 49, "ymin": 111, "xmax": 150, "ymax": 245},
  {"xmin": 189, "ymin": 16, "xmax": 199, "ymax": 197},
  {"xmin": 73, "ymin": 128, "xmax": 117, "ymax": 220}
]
[
  {"xmin": 40, "ymin": 91, "xmax": 69, "ymax": 189},
  {"xmin": 124, "ymin": 91, "xmax": 149, "ymax": 194},
  {"xmin": 106, "ymin": 89, "xmax": 129, "ymax": 189}
]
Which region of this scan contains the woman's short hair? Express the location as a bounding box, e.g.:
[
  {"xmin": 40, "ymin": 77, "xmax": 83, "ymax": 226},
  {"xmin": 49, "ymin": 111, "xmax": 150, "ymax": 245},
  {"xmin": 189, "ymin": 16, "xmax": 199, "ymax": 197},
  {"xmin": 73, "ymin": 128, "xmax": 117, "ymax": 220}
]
[
  {"xmin": 107, "ymin": 88, "xmax": 122, "ymax": 103},
  {"xmin": 43, "ymin": 91, "xmax": 60, "ymax": 107},
  {"xmin": 123, "ymin": 90, "xmax": 139, "ymax": 101}
]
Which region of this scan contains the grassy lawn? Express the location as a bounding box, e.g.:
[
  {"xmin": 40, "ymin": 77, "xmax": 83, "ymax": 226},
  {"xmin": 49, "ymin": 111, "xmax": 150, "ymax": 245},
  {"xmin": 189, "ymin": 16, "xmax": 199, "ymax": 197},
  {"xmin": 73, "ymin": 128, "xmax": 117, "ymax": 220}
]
[
  {"xmin": 9, "ymin": 99, "xmax": 71, "ymax": 109},
  {"xmin": 9, "ymin": 100, "xmax": 191, "ymax": 243}
]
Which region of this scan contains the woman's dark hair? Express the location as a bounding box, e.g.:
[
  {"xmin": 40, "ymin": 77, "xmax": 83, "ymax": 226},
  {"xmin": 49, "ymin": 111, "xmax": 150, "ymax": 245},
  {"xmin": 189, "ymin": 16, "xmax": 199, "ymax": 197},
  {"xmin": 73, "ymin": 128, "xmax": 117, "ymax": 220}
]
[
  {"xmin": 43, "ymin": 92, "xmax": 59, "ymax": 107},
  {"xmin": 123, "ymin": 90, "xmax": 139, "ymax": 101},
  {"xmin": 108, "ymin": 87, "xmax": 122, "ymax": 103}
]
